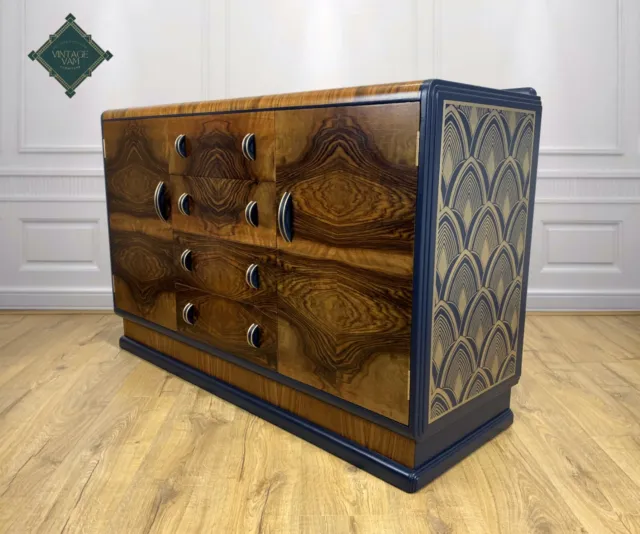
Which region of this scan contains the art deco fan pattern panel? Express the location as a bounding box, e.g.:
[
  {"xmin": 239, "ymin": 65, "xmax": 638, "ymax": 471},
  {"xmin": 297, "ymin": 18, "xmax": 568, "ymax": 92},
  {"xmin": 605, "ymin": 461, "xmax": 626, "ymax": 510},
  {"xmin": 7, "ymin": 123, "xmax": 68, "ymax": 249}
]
[{"xmin": 429, "ymin": 101, "xmax": 536, "ymax": 422}]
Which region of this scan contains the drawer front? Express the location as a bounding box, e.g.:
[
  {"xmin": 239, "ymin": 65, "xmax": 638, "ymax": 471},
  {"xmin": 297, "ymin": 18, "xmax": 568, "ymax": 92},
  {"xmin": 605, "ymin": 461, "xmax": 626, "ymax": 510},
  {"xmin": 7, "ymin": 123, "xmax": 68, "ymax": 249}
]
[
  {"xmin": 170, "ymin": 175, "xmax": 276, "ymax": 248},
  {"xmin": 174, "ymin": 232, "xmax": 277, "ymax": 309},
  {"xmin": 110, "ymin": 229, "xmax": 176, "ymax": 330},
  {"xmin": 168, "ymin": 112, "xmax": 275, "ymax": 181},
  {"xmin": 176, "ymin": 290, "xmax": 277, "ymax": 369}
]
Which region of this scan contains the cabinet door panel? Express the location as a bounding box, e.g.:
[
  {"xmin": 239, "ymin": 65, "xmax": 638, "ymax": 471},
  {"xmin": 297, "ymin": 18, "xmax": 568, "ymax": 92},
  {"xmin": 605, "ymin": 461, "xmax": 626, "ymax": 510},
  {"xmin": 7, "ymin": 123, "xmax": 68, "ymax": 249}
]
[
  {"xmin": 103, "ymin": 118, "xmax": 176, "ymax": 329},
  {"xmin": 275, "ymin": 103, "xmax": 418, "ymax": 268},
  {"xmin": 171, "ymin": 175, "xmax": 276, "ymax": 248},
  {"xmin": 176, "ymin": 290, "xmax": 277, "ymax": 369},
  {"xmin": 277, "ymin": 252, "xmax": 412, "ymax": 424},
  {"xmin": 168, "ymin": 112, "xmax": 275, "ymax": 181},
  {"xmin": 274, "ymin": 103, "xmax": 418, "ymax": 424},
  {"xmin": 111, "ymin": 230, "xmax": 177, "ymax": 330}
]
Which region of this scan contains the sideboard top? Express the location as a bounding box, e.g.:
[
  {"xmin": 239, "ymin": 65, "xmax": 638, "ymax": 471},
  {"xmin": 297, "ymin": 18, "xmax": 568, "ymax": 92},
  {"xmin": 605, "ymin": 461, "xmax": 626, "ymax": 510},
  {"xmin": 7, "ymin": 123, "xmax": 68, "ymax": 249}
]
[{"xmin": 101, "ymin": 80, "xmax": 425, "ymax": 121}]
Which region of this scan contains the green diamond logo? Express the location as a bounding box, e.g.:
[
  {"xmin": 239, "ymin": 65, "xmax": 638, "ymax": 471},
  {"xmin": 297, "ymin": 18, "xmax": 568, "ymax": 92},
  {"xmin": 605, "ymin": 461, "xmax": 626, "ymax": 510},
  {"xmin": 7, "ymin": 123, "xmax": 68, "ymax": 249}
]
[{"xmin": 28, "ymin": 14, "xmax": 112, "ymax": 98}]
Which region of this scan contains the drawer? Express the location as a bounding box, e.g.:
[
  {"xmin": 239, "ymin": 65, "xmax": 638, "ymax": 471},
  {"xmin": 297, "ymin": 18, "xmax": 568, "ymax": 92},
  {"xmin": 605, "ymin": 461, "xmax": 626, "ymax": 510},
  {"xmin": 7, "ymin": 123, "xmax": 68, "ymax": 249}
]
[
  {"xmin": 176, "ymin": 290, "xmax": 277, "ymax": 369},
  {"xmin": 174, "ymin": 232, "xmax": 277, "ymax": 309},
  {"xmin": 170, "ymin": 175, "xmax": 276, "ymax": 248},
  {"xmin": 168, "ymin": 111, "xmax": 275, "ymax": 181}
]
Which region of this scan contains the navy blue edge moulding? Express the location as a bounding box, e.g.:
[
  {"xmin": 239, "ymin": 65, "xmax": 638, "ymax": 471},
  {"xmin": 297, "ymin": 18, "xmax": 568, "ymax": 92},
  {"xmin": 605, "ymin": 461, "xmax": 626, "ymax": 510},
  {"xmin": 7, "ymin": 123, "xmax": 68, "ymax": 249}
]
[{"xmin": 110, "ymin": 79, "xmax": 543, "ymax": 493}]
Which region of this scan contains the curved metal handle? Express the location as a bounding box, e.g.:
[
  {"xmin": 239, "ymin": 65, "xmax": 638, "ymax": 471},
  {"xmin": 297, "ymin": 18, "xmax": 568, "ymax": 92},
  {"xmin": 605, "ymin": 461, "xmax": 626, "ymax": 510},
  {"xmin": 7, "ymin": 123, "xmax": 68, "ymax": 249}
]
[
  {"xmin": 177, "ymin": 193, "xmax": 191, "ymax": 216},
  {"xmin": 245, "ymin": 264, "xmax": 260, "ymax": 289},
  {"xmin": 180, "ymin": 249, "xmax": 193, "ymax": 272},
  {"xmin": 246, "ymin": 323, "xmax": 261, "ymax": 348},
  {"xmin": 245, "ymin": 201, "xmax": 258, "ymax": 227},
  {"xmin": 277, "ymin": 191, "xmax": 293, "ymax": 243},
  {"xmin": 182, "ymin": 302, "xmax": 197, "ymax": 325},
  {"xmin": 242, "ymin": 133, "xmax": 256, "ymax": 161},
  {"xmin": 175, "ymin": 134, "xmax": 188, "ymax": 158},
  {"xmin": 153, "ymin": 181, "xmax": 169, "ymax": 222}
]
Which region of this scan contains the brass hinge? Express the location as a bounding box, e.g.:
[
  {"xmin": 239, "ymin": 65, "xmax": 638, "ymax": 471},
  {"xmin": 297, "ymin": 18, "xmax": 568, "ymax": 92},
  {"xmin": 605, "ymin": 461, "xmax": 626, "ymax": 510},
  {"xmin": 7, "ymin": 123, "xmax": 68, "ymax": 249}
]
[
  {"xmin": 102, "ymin": 138, "xmax": 107, "ymax": 158},
  {"xmin": 415, "ymin": 130, "xmax": 420, "ymax": 166},
  {"xmin": 407, "ymin": 370, "xmax": 411, "ymax": 400}
]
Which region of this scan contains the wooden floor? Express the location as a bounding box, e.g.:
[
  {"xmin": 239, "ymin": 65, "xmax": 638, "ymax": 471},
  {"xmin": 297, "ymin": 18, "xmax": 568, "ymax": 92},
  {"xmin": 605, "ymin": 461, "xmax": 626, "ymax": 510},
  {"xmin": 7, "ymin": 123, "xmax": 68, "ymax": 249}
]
[{"xmin": 0, "ymin": 314, "xmax": 639, "ymax": 533}]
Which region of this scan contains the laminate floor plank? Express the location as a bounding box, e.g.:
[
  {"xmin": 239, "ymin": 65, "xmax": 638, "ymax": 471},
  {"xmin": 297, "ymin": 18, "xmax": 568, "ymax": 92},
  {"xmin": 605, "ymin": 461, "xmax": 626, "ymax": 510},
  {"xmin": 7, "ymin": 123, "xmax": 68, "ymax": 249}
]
[{"xmin": 0, "ymin": 313, "xmax": 638, "ymax": 533}]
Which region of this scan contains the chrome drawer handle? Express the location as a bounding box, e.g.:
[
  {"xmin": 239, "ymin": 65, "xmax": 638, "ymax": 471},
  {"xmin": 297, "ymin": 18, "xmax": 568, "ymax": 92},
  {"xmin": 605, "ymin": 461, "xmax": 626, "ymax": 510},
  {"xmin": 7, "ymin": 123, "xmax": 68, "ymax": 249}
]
[
  {"xmin": 246, "ymin": 323, "xmax": 261, "ymax": 348},
  {"xmin": 180, "ymin": 249, "xmax": 193, "ymax": 272},
  {"xmin": 245, "ymin": 264, "xmax": 260, "ymax": 289},
  {"xmin": 153, "ymin": 181, "xmax": 169, "ymax": 222},
  {"xmin": 177, "ymin": 192, "xmax": 191, "ymax": 216},
  {"xmin": 277, "ymin": 191, "xmax": 293, "ymax": 242},
  {"xmin": 242, "ymin": 133, "xmax": 256, "ymax": 161},
  {"xmin": 175, "ymin": 134, "xmax": 188, "ymax": 158},
  {"xmin": 245, "ymin": 201, "xmax": 258, "ymax": 227},
  {"xmin": 182, "ymin": 302, "xmax": 197, "ymax": 325}
]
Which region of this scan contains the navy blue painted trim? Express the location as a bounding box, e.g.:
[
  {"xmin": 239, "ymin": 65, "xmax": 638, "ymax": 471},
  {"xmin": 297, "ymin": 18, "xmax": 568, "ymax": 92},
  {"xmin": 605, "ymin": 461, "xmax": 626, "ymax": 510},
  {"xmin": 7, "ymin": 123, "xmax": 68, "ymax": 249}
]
[
  {"xmin": 120, "ymin": 335, "xmax": 513, "ymax": 493},
  {"xmin": 117, "ymin": 309, "xmax": 413, "ymax": 438},
  {"xmin": 410, "ymin": 80, "xmax": 541, "ymax": 440},
  {"xmin": 101, "ymin": 95, "xmax": 420, "ymax": 123},
  {"xmin": 412, "ymin": 407, "xmax": 513, "ymax": 492}
]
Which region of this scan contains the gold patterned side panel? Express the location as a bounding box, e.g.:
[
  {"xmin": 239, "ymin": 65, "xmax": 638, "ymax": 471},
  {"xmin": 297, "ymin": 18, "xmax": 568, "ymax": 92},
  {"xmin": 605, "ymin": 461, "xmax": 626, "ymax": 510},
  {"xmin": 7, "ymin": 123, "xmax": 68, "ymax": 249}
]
[{"xmin": 429, "ymin": 101, "xmax": 536, "ymax": 422}]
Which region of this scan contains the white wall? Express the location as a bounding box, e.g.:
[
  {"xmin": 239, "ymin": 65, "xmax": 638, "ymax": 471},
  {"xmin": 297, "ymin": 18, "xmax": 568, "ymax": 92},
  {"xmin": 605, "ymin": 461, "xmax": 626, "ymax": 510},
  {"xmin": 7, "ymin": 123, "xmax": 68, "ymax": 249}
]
[{"xmin": 1, "ymin": 0, "xmax": 639, "ymax": 310}]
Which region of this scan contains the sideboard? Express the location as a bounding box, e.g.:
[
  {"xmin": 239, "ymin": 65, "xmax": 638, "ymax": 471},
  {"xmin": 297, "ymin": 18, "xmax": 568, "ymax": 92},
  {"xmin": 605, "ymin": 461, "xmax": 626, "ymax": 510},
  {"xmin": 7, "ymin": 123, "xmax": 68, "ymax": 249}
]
[{"xmin": 102, "ymin": 79, "xmax": 542, "ymax": 492}]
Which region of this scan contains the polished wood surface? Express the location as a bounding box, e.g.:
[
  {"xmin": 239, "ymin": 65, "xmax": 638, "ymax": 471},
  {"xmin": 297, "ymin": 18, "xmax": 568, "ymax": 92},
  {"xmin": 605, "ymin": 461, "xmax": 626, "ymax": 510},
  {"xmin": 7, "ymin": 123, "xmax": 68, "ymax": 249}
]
[
  {"xmin": 168, "ymin": 112, "xmax": 275, "ymax": 181},
  {"xmin": 110, "ymin": 231, "xmax": 177, "ymax": 330},
  {"xmin": 1, "ymin": 313, "xmax": 639, "ymax": 532},
  {"xmin": 102, "ymin": 80, "xmax": 423, "ymax": 120},
  {"xmin": 174, "ymin": 232, "xmax": 277, "ymax": 308},
  {"xmin": 124, "ymin": 319, "xmax": 413, "ymax": 466},
  {"xmin": 274, "ymin": 103, "xmax": 419, "ymax": 425},
  {"xmin": 170, "ymin": 175, "xmax": 277, "ymax": 248},
  {"xmin": 175, "ymin": 291, "xmax": 277, "ymax": 369},
  {"xmin": 277, "ymin": 251, "xmax": 412, "ymax": 424},
  {"xmin": 104, "ymin": 118, "xmax": 176, "ymax": 329}
]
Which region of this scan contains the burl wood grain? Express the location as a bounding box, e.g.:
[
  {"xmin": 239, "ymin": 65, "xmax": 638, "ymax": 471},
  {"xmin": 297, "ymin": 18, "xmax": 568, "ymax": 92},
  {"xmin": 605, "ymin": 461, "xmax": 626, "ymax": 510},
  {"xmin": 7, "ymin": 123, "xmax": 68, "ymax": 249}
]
[
  {"xmin": 123, "ymin": 319, "xmax": 416, "ymax": 467},
  {"xmin": 274, "ymin": 103, "xmax": 419, "ymax": 425},
  {"xmin": 277, "ymin": 252, "xmax": 413, "ymax": 424},
  {"xmin": 110, "ymin": 231, "xmax": 177, "ymax": 330},
  {"xmin": 174, "ymin": 232, "xmax": 277, "ymax": 309},
  {"xmin": 170, "ymin": 175, "xmax": 277, "ymax": 248},
  {"xmin": 176, "ymin": 290, "xmax": 277, "ymax": 369},
  {"xmin": 167, "ymin": 112, "xmax": 275, "ymax": 181},
  {"xmin": 103, "ymin": 119, "xmax": 176, "ymax": 329},
  {"xmin": 102, "ymin": 80, "xmax": 423, "ymax": 120}
]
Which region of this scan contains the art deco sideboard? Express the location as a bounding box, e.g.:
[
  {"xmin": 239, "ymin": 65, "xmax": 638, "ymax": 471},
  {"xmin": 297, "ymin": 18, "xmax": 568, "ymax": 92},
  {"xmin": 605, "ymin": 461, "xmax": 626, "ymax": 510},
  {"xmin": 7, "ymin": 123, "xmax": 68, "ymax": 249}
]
[{"xmin": 101, "ymin": 80, "xmax": 542, "ymax": 492}]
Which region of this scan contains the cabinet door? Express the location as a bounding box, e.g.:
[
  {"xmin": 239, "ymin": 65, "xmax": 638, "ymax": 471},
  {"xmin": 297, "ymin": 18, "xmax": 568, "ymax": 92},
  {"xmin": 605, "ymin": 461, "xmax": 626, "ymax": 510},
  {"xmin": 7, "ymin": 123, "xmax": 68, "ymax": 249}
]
[
  {"xmin": 274, "ymin": 103, "xmax": 419, "ymax": 425},
  {"xmin": 103, "ymin": 118, "xmax": 177, "ymax": 330}
]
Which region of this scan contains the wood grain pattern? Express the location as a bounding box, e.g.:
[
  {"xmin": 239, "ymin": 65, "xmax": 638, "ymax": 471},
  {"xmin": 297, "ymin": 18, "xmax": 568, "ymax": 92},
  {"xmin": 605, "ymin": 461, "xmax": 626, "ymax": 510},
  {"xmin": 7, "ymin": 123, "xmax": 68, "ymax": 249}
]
[
  {"xmin": 273, "ymin": 103, "xmax": 419, "ymax": 425},
  {"xmin": 1, "ymin": 313, "xmax": 639, "ymax": 532},
  {"xmin": 277, "ymin": 252, "xmax": 412, "ymax": 424},
  {"xmin": 174, "ymin": 232, "xmax": 277, "ymax": 309},
  {"xmin": 168, "ymin": 111, "xmax": 275, "ymax": 181},
  {"xmin": 275, "ymin": 103, "xmax": 419, "ymax": 261},
  {"xmin": 104, "ymin": 118, "xmax": 176, "ymax": 329},
  {"xmin": 176, "ymin": 290, "xmax": 277, "ymax": 369},
  {"xmin": 170, "ymin": 175, "xmax": 277, "ymax": 248},
  {"xmin": 111, "ymin": 230, "xmax": 177, "ymax": 330},
  {"xmin": 101, "ymin": 80, "xmax": 423, "ymax": 120},
  {"xmin": 123, "ymin": 318, "xmax": 415, "ymax": 467}
]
